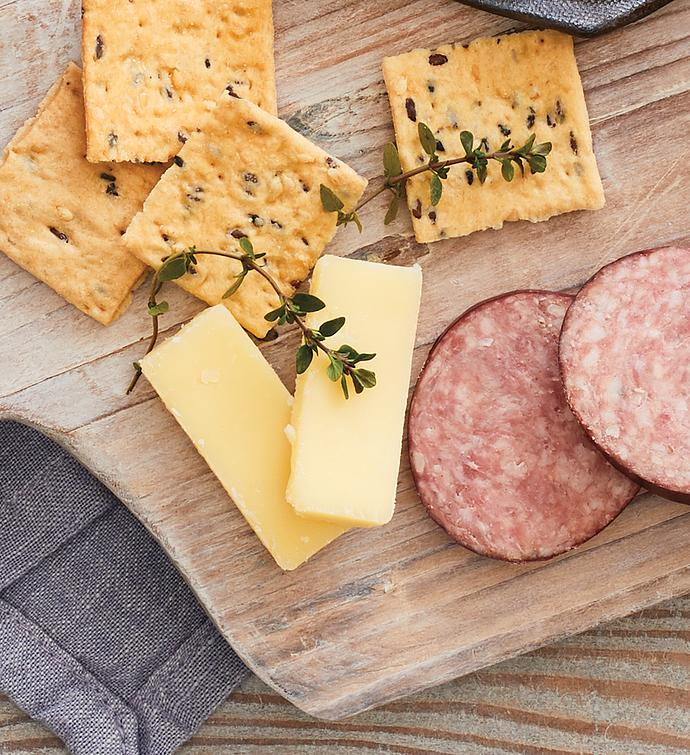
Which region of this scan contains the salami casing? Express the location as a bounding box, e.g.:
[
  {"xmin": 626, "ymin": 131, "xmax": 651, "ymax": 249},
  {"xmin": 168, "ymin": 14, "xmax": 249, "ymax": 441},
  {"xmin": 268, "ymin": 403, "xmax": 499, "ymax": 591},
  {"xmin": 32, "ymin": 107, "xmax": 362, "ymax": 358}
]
[
  {"xmin": 409, "ymin": 291, "xmax": 639, "ymax": 561},
  {"xmin": 560, "ymin": 246, "xmax": 690, "ymax": 503}
]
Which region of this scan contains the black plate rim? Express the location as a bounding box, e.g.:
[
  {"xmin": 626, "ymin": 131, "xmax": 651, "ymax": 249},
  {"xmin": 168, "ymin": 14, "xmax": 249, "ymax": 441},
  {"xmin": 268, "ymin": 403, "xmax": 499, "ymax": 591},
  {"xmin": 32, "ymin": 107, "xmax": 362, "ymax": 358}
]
[{"xmin": 459, "ymin": 0, "xmax": 674, "ymax": 36}]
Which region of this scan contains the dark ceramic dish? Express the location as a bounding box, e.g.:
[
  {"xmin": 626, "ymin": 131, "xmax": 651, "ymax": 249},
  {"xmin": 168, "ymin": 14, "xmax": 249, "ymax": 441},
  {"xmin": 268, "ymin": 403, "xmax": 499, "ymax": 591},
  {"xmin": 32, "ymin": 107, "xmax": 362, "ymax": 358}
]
[{"xmin": 459, "ymin": 0, "xmax": 674, "ymax": 36}]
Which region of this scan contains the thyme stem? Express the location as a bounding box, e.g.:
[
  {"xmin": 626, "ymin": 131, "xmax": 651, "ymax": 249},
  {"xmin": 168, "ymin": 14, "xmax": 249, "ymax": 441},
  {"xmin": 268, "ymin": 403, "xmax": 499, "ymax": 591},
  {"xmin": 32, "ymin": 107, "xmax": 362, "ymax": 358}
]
[
  {"xmin": 127, "ymin": 275, "xmax": 164, "ymax": 393},
  {"xmin": 354, "ymin": 149, "xmax": 518, "ymax": 213},
  {"xmin": 128, "ymin": 245, "xmax": 376, "ymax": 398},
  {"xmin": 321, "ymin": 127, "xmax": 552, "ymax": 228},
  {"xmin": 192, "ymin": 250, "xmax": 358, "ymax": 379}
]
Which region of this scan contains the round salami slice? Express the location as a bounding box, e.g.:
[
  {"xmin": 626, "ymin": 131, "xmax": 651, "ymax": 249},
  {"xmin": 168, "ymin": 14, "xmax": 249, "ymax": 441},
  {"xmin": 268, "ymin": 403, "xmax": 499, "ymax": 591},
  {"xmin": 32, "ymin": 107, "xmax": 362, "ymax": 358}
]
[
  {"xmin": 560, "ymin": 246, "xmax": 690, "ymax": 503},
  {"xmin": 408, "ymin": 291, "xmax": 639, "ymax": 562}
]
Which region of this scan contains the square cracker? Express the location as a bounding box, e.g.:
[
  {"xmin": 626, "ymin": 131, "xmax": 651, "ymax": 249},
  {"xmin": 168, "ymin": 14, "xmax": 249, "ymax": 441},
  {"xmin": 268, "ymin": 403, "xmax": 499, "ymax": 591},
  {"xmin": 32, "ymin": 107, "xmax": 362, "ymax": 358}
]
[
  {"xmin": 82, "ymin": 0, "xmax": 277, "ymax": 163},
  {"xmin": 0, "ymin": 63, "xmax": 164, "ymax": 325},
  {"xmin": 123, "ymin": 93, "xmax": 367, "ymax": 338},
  {"xmin": 382, "ymin": 30, "xmax": 605, "ymax": 243}
]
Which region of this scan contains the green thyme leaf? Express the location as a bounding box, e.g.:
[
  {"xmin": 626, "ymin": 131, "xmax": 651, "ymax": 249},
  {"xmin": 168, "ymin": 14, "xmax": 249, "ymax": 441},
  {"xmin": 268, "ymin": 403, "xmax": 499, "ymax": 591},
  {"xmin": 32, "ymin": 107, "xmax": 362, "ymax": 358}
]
[
  {"xmin": 354, "ymin": 367, "xmax": 377, "ymax": 389},
  {"xmin": 148, "ymin": 301, "xmax": 169, "ymax": 317},
  {"xmin": 292, "ymin": 293, "xmax": 326, "ymax": 313},
  {"xmin": 326, "ymin": 356, "xmax": 344, "ymax": 382},
  {"xmin": 336, "ymin": 344, "xmax": 357, "ymax": 359},
  {"xmin": 337, "ymin": 210, "xmax": 362, "ymax": 231},
  {"xmin": 532, "ymin": 141, "xmax": 552, "ymax": 156},
  {"xmin": 354, "ymin": 351, "xmax": 376, "ymax": 363},
  {"xmin": 430, "ymin": 173, "xmax": 443, "ymax": 205},
  {"xmin": 501, "ymin": 159, "xmax": 515, "ymax": 182},
  {"xmin": 264, "ymin": 305, "xmax": 285, "ymax": 322},
  {"xmin": 520, "ymin": 133, "xmax": 536, "ymax": 154},
  {"xmin": 158, "ymin": 255, "xmax": 188, "ymax": 281},
  {"xmin": 319, "ymin": 316, "xmax": 346, "ymax": 337},
  {"xmin": 340, "ymin": 375, "xmax": 350, "ymax": 399},
  {"xmin": 460, "ymin": 130, "xmax": 474, "ymax": 155},
  {"xmin": 296, "ymin": 344, "xmax": 314, "ymax": 374},
  {"xmin": 528, "ymin": 154, "xmax": 547, "ymax": 173},
  {"xmin": 223, "ymin": 272, "xmax": 246, "ymax": 298},
  {"xmin": 384, "ymin": 194, "xmax": 400, "ymax": 225},
  {"xmin": 418, "ymin": 122, "xmax": 437, "ymax": 157},
  {"xmin": 476, "ymin": 158, "xmax": 488, "ymax": 184},
  {"xmin": 514, "ymin": 155, "xmax": 525, "ymax": 177},
  {"xmin": 320, "ymin": 184, "xmax": 344, "ymax": 212},
  {"xmin": 383, "ymin": 142, "xmax": 402, "ymax": 177},
  {"xmin": 239, "ymin": 237, "xmax": 254, "ymax": 256}
]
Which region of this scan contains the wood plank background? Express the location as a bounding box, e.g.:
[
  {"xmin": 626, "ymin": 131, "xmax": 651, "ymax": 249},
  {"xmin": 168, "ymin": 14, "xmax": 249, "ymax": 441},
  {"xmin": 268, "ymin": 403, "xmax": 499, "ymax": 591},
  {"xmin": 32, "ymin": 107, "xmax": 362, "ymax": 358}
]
[{"xmin": 1, "ymin": 594, "xmax": 689, "ymax": 753}]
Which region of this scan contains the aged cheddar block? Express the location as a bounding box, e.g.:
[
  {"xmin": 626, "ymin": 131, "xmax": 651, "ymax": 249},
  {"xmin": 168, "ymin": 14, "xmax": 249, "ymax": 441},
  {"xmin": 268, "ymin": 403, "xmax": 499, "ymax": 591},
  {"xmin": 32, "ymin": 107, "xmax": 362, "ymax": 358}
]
[
  {"xmin": 124, "ymin": 93, "xmax": 367, "ymax": 338},
  {"xmin": 286, "ymin": 256, "xmax": 422, "ymax": 527},
  {"xmin": 0, "ymin": 63, "xmax": 163, "ymax": 324},
  {"xmin": 82, "ymin": 0, "xmax": 277, "ymax": 162},
  {"xmin": 141, "ymin": 304, "xmax": 347, "ymax": 571},
  {"xmin": 382, "ymin": 30, "xmax": 604, "ymax": 243}
]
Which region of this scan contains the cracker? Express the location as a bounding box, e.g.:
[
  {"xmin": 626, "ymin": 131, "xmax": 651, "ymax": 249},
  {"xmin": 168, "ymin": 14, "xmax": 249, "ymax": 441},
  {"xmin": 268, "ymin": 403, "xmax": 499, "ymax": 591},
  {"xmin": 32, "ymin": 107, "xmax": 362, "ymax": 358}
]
[
  {"xmin": 0, "ymin": 64, "xmax": 164, "ymax": 325},
  {"xmin": 382, "ymin": 30, "xmax": 604, "ymax": 243},
  {"xmin": 82, "ymin": 0, "xmax": 277, "ymax": 163},
  {"xmin": 123, "ymin": 93, "xmax": 367, "ymax": 338}
]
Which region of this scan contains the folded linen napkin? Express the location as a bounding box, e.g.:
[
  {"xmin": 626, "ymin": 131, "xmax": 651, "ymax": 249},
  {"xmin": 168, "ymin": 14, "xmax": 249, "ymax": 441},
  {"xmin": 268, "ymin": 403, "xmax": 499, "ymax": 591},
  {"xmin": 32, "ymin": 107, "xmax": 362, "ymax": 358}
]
[{"xmin": 0, "ymin": 420, "xmax": 249, "ymax": 755}]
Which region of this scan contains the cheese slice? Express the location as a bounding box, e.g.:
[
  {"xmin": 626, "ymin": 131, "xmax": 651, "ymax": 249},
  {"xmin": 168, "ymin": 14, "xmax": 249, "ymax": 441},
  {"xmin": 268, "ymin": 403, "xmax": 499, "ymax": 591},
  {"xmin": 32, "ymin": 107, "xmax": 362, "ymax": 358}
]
[
  {"xmin": 286, "ymin": 256, "xmax": 423, "ymax": 527},
  {"xmin": 141, "ymin": 304, "xmax": 347, "ymax": 570}
]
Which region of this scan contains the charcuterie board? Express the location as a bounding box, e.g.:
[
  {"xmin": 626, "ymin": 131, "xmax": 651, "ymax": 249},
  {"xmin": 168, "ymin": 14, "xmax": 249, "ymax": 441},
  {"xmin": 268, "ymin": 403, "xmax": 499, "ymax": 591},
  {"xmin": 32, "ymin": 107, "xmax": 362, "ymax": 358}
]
[{"xmin": 1, "ymin": 0, "xmax": 689, "ymax": 720}]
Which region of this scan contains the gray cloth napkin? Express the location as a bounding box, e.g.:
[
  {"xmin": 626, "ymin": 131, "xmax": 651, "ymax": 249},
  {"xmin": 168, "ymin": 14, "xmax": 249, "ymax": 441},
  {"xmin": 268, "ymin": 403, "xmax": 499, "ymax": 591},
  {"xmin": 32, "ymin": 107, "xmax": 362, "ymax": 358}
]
[{"xmin": 0, "ymin": 420, "xmax": 249, "ymax": 755}]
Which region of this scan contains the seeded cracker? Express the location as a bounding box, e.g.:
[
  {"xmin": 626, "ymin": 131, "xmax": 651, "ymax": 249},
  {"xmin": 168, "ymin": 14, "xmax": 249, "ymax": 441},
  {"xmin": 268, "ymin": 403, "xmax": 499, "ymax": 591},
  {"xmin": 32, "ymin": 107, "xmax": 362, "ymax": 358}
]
[
  {"xmin": 82, "ymin": 0, "xmax": 277, "ymax": 163},
  {"xmin": 382, "ymin": 30, "xmax": 604, "ymax": 243},
  {"xmin": 0, "ymin": 64, "xmax": 164, "ymax": 325},
  {"xmin": 124, "ymin": 93, "xmax": 367, "ymax": 338}
]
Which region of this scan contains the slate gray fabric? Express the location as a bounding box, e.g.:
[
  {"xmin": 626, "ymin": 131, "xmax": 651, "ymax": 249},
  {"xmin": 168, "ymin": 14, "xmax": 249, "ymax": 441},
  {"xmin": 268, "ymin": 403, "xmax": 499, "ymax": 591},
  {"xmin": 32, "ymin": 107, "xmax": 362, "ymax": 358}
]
[{"xmin": 0, "ymin": 420, "xmax": 249, "ymax": 755}]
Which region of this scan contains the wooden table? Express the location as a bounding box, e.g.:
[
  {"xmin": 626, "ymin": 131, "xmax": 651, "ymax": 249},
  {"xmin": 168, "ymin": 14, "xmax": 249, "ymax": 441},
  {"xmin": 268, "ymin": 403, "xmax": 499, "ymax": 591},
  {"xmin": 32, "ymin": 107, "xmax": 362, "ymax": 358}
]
[{"xmin": 1, "ymin": 593, "xmax": 688, "ymax": 753}]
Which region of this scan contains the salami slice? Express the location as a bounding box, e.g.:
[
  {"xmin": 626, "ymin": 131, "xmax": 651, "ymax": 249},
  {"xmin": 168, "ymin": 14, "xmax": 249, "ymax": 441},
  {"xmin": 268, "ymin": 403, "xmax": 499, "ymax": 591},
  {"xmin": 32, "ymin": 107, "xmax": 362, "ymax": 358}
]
[
  {"xmin": 408, "ymin": 291, "xmax": 639, "ymax": 561},
  {"xmin": 560, "ymin": 246, "xmax": 690, "ymax": 503}
]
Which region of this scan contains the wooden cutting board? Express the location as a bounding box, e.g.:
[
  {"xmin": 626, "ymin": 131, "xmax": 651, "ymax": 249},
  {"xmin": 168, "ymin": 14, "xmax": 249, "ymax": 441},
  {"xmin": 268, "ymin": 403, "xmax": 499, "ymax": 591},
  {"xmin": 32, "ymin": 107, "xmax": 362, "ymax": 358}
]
[{"xmin": 1, "ymin": 0, "xmax": 689, "ymax": 721}]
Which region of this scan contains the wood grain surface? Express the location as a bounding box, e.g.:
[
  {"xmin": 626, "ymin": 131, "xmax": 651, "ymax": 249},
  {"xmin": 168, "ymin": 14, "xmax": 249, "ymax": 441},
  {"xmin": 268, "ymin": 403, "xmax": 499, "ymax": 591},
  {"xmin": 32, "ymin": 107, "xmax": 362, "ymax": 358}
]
[
  {"xmin": 1, "ymin": 594, "xmax": 689, "ymax": 753},
  {"xmin": 1, "ymin": 0, "xmax": 689, "ymax": 722}
]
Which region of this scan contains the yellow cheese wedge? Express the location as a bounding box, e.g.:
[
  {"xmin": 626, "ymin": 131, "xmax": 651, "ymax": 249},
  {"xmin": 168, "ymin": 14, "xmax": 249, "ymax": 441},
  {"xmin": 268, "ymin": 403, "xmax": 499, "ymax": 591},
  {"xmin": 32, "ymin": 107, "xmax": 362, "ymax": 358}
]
[
  {"xmin": 286, "ymin": 256, "xmax": 423, "ymax": 527},
  {"xmin": 141, "ymin": 304, "xmax": 347, "ymax": 570}
]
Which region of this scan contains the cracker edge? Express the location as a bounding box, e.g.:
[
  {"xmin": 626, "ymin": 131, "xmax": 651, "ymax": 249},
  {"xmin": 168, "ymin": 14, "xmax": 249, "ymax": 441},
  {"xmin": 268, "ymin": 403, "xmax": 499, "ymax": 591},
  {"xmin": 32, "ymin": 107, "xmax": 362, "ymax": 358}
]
[
  {"xmin": 1, "ymin": 62, "xmax": 82, "ymax": 168},
  {"xmin": 0, "ymin": 62, "xmax": 146, "ymax": 325}
]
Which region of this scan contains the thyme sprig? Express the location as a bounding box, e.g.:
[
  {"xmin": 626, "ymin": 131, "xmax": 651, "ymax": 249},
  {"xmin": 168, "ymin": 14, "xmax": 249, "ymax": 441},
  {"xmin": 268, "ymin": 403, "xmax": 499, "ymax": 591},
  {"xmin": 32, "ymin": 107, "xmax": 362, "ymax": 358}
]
[
  {"xmin": 128, "ymin": 238, "xmax": 376, "ymax": 399},
  {"xmin": 320, "ymin": 125, "xmax": 552, "ymax": 228}
]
